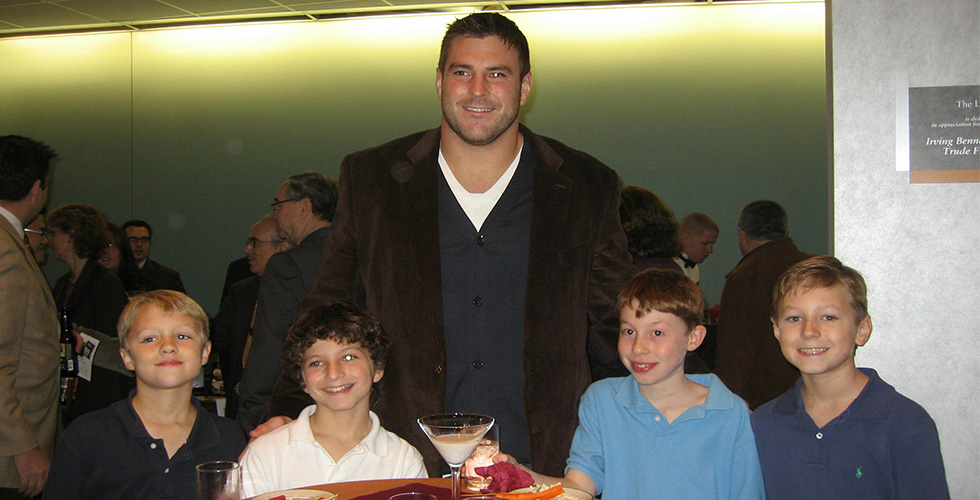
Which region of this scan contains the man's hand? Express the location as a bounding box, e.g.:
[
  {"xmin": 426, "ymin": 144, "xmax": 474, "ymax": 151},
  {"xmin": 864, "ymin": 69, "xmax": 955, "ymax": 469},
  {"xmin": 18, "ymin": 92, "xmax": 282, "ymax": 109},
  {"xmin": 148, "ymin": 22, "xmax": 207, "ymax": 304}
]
[
  {"xmin": 13, "ymin": 447, "xmax": 49, "ymax": 497},
  {"xmin": 247, "ymin": 415, "xmax": 293, "ymax": 440}
]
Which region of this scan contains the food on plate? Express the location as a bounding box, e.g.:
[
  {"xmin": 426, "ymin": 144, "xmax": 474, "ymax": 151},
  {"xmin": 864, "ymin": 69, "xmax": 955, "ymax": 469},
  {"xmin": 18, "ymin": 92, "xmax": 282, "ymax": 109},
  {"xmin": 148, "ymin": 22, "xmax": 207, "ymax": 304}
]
[
  {"xmin": 474, "ymin": 462, "xmax": 534, "ymax": 493},
  {"xmin": 493, "ymin": 483, "xmax": 564, "ymax": 500},
  {"xmin": 265, "ymin": 494, "xmax": 334, "ymax": 500}
]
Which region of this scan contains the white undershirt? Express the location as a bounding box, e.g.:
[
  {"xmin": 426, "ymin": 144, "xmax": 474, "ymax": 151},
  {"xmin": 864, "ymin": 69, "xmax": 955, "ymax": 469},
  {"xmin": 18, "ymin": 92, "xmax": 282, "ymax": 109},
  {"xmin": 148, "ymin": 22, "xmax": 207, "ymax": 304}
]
[{"xmin": 438, "ymin": 144, "xmax": 523, "ymax": 232}]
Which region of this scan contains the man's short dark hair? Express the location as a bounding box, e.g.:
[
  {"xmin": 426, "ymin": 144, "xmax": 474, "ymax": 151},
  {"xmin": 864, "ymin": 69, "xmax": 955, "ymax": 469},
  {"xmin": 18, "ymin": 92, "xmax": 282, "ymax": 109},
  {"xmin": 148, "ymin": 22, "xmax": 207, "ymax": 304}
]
[
  {"xmin": 284, "ymin": 172, "xmax": 338, "ymax": 222},
  {"xmin": 439, "ymin": 12, "xmax": 531, "ymax": 78},
  {"xmin": 738, "ymin": 200, "xmax": 788, "ymax": 241},
  {"xmin": 0, "ymin": 135, "xmax": 56, "ymax": 202},
  {"xmin": 122, "ymin": 219, "xmax": 153, "ymax": 238}
]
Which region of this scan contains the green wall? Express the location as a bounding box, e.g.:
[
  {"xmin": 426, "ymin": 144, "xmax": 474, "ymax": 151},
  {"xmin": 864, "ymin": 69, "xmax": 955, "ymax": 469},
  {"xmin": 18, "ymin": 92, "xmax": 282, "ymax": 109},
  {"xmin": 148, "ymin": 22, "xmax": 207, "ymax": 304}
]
[{"xmin": 0, "ymin": 2, "xmax": 827, "ymax": 314}]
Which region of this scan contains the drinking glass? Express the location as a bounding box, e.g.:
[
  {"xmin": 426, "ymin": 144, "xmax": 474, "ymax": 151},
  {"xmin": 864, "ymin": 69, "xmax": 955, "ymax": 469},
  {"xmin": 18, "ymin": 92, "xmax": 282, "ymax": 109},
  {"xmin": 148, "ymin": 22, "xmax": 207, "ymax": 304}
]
[
  {"xmin": 463, "ymin": 422, "xmax": 499, "ymax": 491},
  {"xmin": 418, "ymin": 413, "xmax": 494, "ymax": 500},
  {"xmin": 196, "ymin": 460, "xmax": 241, "ymax": 500}
]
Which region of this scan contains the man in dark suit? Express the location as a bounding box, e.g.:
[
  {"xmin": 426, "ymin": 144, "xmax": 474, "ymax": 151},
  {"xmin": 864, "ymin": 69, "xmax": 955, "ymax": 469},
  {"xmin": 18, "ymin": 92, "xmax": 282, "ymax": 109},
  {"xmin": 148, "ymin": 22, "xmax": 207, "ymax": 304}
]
[
  {"xmin": 0, "ymin": 135, "xmax": 60, "ymax": 499},
  {"xmin": 211, "ymin": 216, "xmax": 288, "ymax": 419},
  {"xmin": 121, "ymin": 220, "xmax": 187, "ymax": 293},
  {"xmin": 714, "ymin": 200, "xmax": 813, "ymax": 410},
  {"xmin": 236, "ymin": 172, "xmax": 336, "ymax": 432},
  {"xmin": 301, "ymin": 13, "xmax": 635, "ymax": 476}
]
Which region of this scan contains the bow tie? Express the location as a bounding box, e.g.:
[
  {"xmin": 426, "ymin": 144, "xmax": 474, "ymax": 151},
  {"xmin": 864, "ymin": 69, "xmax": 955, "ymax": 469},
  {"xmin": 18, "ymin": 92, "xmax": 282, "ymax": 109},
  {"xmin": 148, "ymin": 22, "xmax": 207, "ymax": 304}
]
[{"xmin": 679, "ymin": 255, "xmax": 697, "ymax": 269}]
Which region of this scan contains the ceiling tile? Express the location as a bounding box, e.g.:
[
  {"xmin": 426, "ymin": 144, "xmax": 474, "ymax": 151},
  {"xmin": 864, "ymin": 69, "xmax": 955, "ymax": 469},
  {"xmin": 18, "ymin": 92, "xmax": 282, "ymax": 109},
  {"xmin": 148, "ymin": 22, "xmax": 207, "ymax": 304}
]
[
  {"xmin": 0, "ymin": 2, "xmax": 105, "ymax": 28},
  {"xmin": 58, "ymin": 0, "xmax": 191, "ymax": 22}
]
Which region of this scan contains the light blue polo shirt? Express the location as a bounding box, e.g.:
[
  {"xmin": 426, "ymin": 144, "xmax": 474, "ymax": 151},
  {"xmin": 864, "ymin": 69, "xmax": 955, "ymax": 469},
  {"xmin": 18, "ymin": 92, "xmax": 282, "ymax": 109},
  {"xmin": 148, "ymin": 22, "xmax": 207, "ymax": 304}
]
[{"xmin": 566, "ymin": 374, "xmax": 764, "ymax": 500}]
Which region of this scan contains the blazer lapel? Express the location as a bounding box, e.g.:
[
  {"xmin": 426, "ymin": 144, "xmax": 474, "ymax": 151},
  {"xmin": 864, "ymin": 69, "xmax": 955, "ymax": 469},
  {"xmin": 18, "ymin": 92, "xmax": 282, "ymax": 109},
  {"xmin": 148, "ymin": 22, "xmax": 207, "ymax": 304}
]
[{"xmin": 401, "ymin": 129, "xmax": 445, "ymax": 324}]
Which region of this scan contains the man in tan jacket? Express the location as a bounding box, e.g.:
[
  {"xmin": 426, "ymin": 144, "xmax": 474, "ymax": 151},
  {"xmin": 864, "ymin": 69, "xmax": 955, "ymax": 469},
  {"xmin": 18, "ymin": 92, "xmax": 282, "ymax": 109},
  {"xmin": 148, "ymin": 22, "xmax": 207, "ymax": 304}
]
[{"xmin": 0, "ymin": 135, "xmax": 60, "ymax": 499}]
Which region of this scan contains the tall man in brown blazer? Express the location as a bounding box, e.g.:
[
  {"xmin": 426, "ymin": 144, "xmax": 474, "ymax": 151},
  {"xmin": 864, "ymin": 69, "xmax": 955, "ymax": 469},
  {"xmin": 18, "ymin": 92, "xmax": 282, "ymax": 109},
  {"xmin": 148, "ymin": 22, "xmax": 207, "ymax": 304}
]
[
  {"xmin": 0, "ymin": 136, "xmax": 60, "ymax": 499},
  {"xmin": 300, "ymin": 13, "xmax": 635, "ymax": 476}
]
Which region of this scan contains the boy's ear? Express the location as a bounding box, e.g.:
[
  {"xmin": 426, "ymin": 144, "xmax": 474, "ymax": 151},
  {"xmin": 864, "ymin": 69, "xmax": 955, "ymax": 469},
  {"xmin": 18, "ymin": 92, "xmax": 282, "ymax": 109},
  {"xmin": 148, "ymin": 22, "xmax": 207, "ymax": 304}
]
[
  {"xmin": 855, "ymin": 315, "xmax": 872, "ymax": 347},
  {"xmin": 119, "ymin": 347, "xmax": 135, "ymax": 372},
  {"xmin": 771, "ymin": 318, "xmax": 780, "ymax": 341},
  {"xmin": 373, "ymin": 368, "xmax": 384, "ymax": 384},
  {"xmin": 200, "ymin": 341, "xmax": 212, "ymax": 366},
  {"xmin": 686, "ymin": 325, "xmax": 706, "ymax": 352}
]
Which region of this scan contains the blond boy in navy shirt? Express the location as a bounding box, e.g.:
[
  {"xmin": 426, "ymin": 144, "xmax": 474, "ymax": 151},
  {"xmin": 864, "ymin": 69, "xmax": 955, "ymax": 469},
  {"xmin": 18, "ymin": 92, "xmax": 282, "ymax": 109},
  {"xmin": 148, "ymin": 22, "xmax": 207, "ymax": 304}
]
[
  {"xmin": 751, "ymin": 256, "xmax": 949, "ymax": 499},
  {"xmin": 44, "ymin": 291, "xmax": 246, "ymax": 500}
]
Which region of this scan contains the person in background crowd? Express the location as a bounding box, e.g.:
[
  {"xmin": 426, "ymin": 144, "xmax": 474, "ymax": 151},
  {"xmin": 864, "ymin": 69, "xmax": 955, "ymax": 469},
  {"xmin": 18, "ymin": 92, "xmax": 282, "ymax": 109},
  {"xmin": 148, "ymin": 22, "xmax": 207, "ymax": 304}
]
[
  {"xmin": 211, "ymin": 216, "xmax": 289, "ymax": 419},
  {"xmin": 121, "ymin": 219, "xmax": 187, "ymax": 293},
  {"xmin": 100, "ymin": 222, "xmax": 153, "ymax": 296},
  {"xmin": 674, "ymin": 212, "xmax": 719, "ymax": 287},
  {"xmin": 236, "ymin": 172, "xmax": 336, "ymax": 432},
  {"xmin": 23, "ymin": 212, "xmax": 50, "ymax": 266},
  {"xmin": 0, "ymin": 135, "xmax": 59, "ymax": 499},
  {"xmin": 48, "ymin": 204, "xmax": 130, "ymax": 424},
  {"xmin": 619, "ymin": 185, "xmax": 684, "ymax": 274},
  {"xmin": 713, "ymin": 200, "xmax": 812, "ymax": 410},
  {"xmin": 220, "ymin": 255, "xmax": 254, "ymax": 304}
]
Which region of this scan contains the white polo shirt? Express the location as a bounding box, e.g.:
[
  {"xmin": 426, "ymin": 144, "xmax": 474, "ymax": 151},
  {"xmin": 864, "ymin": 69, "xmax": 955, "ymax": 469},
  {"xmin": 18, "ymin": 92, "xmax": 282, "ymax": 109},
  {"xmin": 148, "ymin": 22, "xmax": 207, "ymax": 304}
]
[{"xmin": 240, "ymin": 406, "xmax": 427, "ymax": 497}]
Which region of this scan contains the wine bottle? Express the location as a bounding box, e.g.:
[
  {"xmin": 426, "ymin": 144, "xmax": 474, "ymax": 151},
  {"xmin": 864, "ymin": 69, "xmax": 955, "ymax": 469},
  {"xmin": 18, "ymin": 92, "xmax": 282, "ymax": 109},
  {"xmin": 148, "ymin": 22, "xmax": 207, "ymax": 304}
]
[{"xmin": 59, "ymin": 306, "xmax": 77, "ymax": 406}]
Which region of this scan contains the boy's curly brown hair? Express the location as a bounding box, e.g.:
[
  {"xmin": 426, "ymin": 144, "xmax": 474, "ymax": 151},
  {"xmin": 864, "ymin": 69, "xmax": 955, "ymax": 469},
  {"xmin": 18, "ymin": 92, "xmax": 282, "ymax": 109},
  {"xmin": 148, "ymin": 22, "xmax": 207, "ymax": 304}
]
[{"xmin": 281, "ymin": 301, "xmax": 390, "ymax": 386}]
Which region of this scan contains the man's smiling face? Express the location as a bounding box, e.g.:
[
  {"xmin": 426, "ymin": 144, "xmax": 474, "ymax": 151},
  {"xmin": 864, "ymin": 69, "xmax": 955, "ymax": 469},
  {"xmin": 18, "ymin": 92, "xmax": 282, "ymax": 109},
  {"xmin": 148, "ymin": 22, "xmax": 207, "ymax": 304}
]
[{"xmin": 437, "ymin": 35, "xmax": 531, "ymax": 147}]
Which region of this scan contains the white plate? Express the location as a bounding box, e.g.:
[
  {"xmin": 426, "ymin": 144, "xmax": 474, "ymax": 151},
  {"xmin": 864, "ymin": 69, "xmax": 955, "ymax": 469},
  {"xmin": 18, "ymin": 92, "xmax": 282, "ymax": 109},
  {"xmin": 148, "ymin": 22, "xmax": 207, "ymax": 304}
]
[
  {"xmin": 510, "ymin": 486, "xmax": 593, "ymax": 500},
  {"xmin": 252, "ymin": 488, "xmax": 338, "ymax": 500}
]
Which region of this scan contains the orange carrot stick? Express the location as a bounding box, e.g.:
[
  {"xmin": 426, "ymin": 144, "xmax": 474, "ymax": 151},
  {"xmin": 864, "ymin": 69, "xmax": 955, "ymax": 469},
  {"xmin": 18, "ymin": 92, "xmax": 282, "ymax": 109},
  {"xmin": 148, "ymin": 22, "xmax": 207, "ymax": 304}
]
[{"xmin": 493, "ymin": 484, "xmax": 564, "ymax": 500}]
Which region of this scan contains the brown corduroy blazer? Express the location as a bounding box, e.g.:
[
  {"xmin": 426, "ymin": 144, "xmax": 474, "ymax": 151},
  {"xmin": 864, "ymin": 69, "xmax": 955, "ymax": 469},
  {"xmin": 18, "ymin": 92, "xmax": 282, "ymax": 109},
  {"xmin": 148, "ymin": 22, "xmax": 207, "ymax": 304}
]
[{"xmin": 305, "ymin": 125, "xmax": 636, "ymax": 477}]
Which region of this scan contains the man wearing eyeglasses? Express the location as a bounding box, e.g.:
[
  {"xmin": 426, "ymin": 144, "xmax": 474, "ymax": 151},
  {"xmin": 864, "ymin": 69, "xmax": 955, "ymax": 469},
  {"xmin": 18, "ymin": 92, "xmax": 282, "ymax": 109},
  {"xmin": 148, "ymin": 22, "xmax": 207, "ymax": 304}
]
[
  {"xmin": 23, "ymin": 214, "xmax": 50, "ymax": 266},
  {"xmin": 0, "ymin": 135, "xmax": 60, "ymax": 499},
  {"xmin": 213, "ymin": 216, "xmax": 290, "ymax": 420},
  {"xmin": 236, "ymin": 172, "xmax": 337, "ymax": 432},
  {"xmin": 121, "ymin": 219, "xmax": 187, "ymax": 294}
]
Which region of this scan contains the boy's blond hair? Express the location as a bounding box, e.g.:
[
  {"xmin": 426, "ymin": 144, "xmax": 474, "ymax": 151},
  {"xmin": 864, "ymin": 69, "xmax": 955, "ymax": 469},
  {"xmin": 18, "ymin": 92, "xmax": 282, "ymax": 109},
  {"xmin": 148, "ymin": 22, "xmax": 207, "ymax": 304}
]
[
  {"xmin": 616, "ymin": 268, "xmax": 704, "ymax": 331},
  {"xmin": 117, "ymin": 290, "xmax": 210, "ymax": 349},
  {"xmin": 771, "ymin": 255, "xmax": 869, "ymax": 323}
]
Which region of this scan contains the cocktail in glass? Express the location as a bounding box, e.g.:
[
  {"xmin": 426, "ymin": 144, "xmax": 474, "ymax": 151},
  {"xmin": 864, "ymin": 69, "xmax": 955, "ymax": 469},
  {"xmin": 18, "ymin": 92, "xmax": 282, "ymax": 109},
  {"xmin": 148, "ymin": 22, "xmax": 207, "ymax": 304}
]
[{"xmin": 418, "ymin": 413, "xmax": 494, "ymax": 500}]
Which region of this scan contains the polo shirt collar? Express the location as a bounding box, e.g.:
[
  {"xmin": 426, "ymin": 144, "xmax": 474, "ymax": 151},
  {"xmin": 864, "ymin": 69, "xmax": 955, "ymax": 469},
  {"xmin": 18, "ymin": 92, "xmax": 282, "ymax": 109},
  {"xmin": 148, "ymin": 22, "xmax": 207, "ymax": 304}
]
[
  {"xmin": 613, "ymin": 373, "xmax": 737, "ymax": 416},
  {"xmin": 116, "ymin": 390, "xmax": 222, "ymax": 459},
  {"xmin": 287, "ymin": 406, "xmax": 392, "ymax": 457},
  {"xmin": 774, "ymin": 367, "xmax": 890, "ymax": 422}
]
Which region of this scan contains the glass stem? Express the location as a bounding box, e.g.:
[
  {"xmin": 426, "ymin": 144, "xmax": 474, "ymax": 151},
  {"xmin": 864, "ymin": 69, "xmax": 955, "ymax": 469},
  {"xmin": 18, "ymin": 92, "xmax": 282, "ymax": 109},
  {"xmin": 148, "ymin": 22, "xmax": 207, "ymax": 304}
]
[{"xmin": 451, "ymin": 465, "xmax": 461, "ymax": 500}]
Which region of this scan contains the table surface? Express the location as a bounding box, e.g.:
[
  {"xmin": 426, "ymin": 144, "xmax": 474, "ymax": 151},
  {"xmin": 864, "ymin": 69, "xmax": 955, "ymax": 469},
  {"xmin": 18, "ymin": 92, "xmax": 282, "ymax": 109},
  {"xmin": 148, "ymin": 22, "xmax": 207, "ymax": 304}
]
[{"xmin": 249, "ymin": 477, "xmax": 452, "ymax": 499}]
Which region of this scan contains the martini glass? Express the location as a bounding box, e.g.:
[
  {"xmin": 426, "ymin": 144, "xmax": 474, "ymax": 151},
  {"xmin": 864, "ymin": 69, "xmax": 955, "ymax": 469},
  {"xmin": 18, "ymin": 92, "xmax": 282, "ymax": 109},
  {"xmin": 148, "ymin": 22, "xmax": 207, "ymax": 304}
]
[{"xmin": 418, "ymin": 413, "xmax": 494, "ymax": 500}]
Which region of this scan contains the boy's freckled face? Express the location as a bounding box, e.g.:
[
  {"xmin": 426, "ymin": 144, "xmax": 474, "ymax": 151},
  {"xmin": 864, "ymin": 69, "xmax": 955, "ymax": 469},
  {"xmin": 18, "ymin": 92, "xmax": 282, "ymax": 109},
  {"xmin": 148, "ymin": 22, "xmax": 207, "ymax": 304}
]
[
  {"xmin": 301, "ymin": 339, "xmax": 382, "ymax": 414},
  {"xmin": 120, "ymin": 306, "xmax": 210, "ymax": 390},
  {"xmin": 773, "ymin": 285, "xmax": 872, "ymax": 379},
  {"xmin": 618, "ymin": 305, "xmax": 702, "ymax": 392}
]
